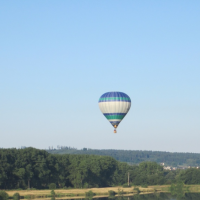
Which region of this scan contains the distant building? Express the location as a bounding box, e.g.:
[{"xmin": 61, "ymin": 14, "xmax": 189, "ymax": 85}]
[
  {"xmin": 163, "ymin": 166, "xmax": 171, "ymax": 170},
  {"xmin": 160, "ymin": 163, "xmax": 165, "ymax": 166}
]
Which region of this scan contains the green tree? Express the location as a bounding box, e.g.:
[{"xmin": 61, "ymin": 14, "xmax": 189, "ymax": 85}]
[
  {"xmin": 49, "ymin": 183, "xmax": 56, "ymax": 189},
  {"xmin": 13, "ymin": 193, "xmax": 20, "ymax": 200},
  {"xmin": 0, "ymin": 191, "xmax": 9, "ymax": 200}
]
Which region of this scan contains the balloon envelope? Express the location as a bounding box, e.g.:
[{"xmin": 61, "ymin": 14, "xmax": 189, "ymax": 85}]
[{"xmin": 98, "ymin": 92, "xmax": 131, "ymax": 129}]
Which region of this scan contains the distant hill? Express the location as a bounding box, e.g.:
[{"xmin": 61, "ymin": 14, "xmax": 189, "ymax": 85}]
[{"xmin": 47, "ymin": 147, "xmax": 200, "ymax": 167}]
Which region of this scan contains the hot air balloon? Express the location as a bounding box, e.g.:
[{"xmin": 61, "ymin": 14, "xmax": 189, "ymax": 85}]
[{"xmin": 98, "ymin": 92, "xmax": 131, "ymax": 133}]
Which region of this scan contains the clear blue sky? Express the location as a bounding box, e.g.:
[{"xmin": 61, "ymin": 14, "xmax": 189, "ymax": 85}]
[{"xmin": 1, "ymin": 1, "xmax": 200, "ymax": 152}]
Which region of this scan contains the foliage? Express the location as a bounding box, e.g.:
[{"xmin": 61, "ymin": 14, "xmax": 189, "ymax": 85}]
[
  {"xmin": 108, "ymin": 190, "xmax": 116, "ymax": 197},
  {"xmin": 0, "ymin": 147, "xmax": 198, "ymax": 190},
  {"xmin": 85, "ymin": 190, "xmax": 95, "ymax": 197},
  {"xmin": 48, "ymin": 148, "xmax": 200, "ymax": 167},
  {"xmin": 169, "ymin": 182, "xmax": 185, "ymax": 198},
  {"xmin": 169, "ymin": 183, "xmax": 176, "ymax": 195},
  {"xmin": 83, "ymin": 182, "xmax": 89, "ymax": 188},
  {"xmin": 51, "ymin": 190, "xmax": 56, "ymax": 197},
  {"xmin": 122, "ymin": 183, "xmax": 131, "ymax": 187},
  {"xmin": 177, "ymin": 168, "xmax": 200, "ymax": 184},
  {"xmin": 0, "ymin": 191, "xmax": 8, "ymax": 200},
  {"xmin": 133, "ymin": 187, "xmax": 140, "ymax": 194},
  {"xmin": 0, "ymin": 148, "xmax": 117, "ymax": 189},
  {"xmin": 141, "ymin": 184, "xmax": 148, "ymax": 188},
  {"xmin": 127, "ymin": 162, "xmax": 165, "ymax": 186},
  {"xmin": 13, "ymin": 193, "xmax": 20, "ymax": 200},
  {"xmin": 117, "ymin": 189, "xmax": 124, "ymax": 196},
  {"xmin": 49, "ymin": 183, "xmax": 56, "ymax": 189}
]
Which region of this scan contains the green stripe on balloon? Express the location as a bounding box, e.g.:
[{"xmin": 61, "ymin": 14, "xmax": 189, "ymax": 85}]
[{"xmin": 105, "ymin": 115, "xmax": 125, "ymax": 120}]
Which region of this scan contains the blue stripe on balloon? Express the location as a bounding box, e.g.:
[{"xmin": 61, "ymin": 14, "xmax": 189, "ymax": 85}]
[
  {"xmin": 101, "ymin": 92, "xmax": 129, "ymax": 98},
  {"xmin": 110, "ymin": 121, "xmax": 121, "ymax": 125},
  {"xmin": 99, "ymin": 99, "xmax": 131, "ymax": 102},
  {"xmin": 99, "ymin": 92, "xmax": 131, "ymax": 103}
]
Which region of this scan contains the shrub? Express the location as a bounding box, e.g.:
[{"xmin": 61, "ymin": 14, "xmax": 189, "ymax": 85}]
[
  {"xmin": 169, "ymin": 182, "xmax": 184, "ymax": 196},
  {"xmin": 141, "ymin": 184, "xmax": 148, "ymax": 188},
  {"xmin": 133, "ymin": 187, "xmax": 140, "ymax": 194},
  {"xmin": 13, "ymin": 193, "xmax": 20, "ymax": 200},
  {"xmin": 85, "ymin": 190, "xmax": 95, "ymax": 198},
  {"xmin": 49, "ymin": 183, "xmax": 56, "ymax": 189},
  {"xmin": 51, "ymin": 190, "xmax": 56, "ymax": 197},
  {"xmin": 83, "ymin": 182, "xmax": 89, "ymax": 188},
  {"xmin": 108, "ymin": 190, "xmax": 116, "ymax": 197},
  {"xmin": 24, "ymin": 195, "xmax": 32, "ymax": 199},
  {"xmin": 118, "ymin": 189, "xmax": 124, "ymax": 195},
  {"xmin": 169, "ymin": 183, "xmax": 176, "ymax": 195},
  {"xmin": 123, "ymin": 183, "xmax": 131, "ymax": 188},
  {"xmin": 0, "ymin": 191, "xmax": 9, "ymax": 200}
]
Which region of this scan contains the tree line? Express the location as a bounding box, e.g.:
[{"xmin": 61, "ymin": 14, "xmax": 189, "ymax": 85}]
[
  {"xmin": 48, "ymin": 148, "xmax": 200, "ymax": 167},
  {"xmin": 1, "ymin": 148, "xmax": 200, "ymax": 189}
]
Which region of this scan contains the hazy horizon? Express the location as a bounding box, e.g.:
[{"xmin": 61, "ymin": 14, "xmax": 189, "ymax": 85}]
[{"xmin": 4, "ymin": 145, "xmax": 200, "ymax": 155}]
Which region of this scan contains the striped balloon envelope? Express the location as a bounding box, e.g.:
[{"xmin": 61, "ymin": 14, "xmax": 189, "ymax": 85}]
[{"xmin": 98, "ymin": 92, "xmax": 131, "ymax": 133}]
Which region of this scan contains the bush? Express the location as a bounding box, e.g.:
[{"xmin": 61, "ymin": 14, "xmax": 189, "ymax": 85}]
[
  {"xmin": 0, "ymin": 191, "xmax": 9, "ymax": 200},
  {"xmin": 85, "ymin": 190, "xmax": 95, "ymax": 198},
  {"xmin": 24, "ymin": 195, "xmax": 32, "ymax": 199},
  {"xmin": 117, "ymin": 189, "xmax": 124, "ymax": 195},
  {"xmin": 141, "ymin": 184, "xmax": 148, "ymax": 188},
  {"xmin": 108, "ymin": 190, "xmax": 116, "ymax": 197},
  {"xmin": 169, "ymin": 182, "xmax": 184, "ymax": 196},
  {"xmin": 83, "ymin": 182, "xmax": 89, "ymax": 188},
  {"xmin": 13, "ymin": 193, "xmax": 20, "ymax": 200},
  {"xmin": 51, "ymin": 190, "xmax": 56, "ymax": 197},
  {"xmin": 49, "ymin": 183, "xmax": 56, "ymax": 189},
  {"xmin": 133, "ymin": 187, "xmax": 140, "ymax": 194},
  {"xmin": 122, "ymin": 183, "xmax": 131, "ymax": 188}
]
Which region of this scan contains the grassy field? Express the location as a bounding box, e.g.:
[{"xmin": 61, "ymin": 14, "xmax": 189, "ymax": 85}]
[
  {"xmin": 5, "ymin": 185, "xmax": 200, "ymax": 199},
  {"xmin": 5, "ymin": 185, "xmax": 168, "ymax": 198}
]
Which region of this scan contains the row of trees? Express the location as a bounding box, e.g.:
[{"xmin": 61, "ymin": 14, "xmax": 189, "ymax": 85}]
[
  {"xmin": 1, "ymin": 148, "xmax": 200, "ymax": 189},
  {"xmin": 49, "ymin": 148, "xmax": 200, "ymax": 167}
]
